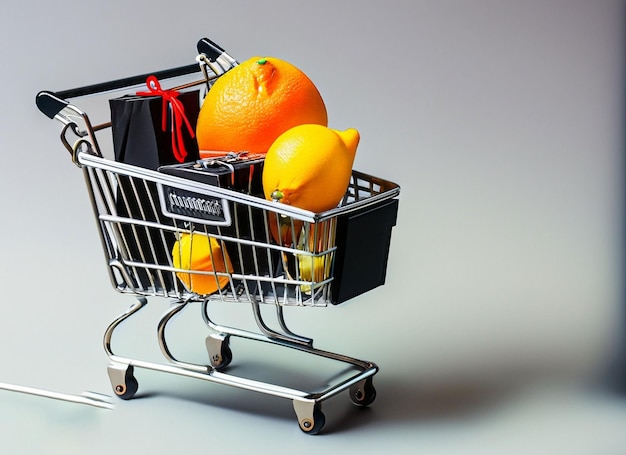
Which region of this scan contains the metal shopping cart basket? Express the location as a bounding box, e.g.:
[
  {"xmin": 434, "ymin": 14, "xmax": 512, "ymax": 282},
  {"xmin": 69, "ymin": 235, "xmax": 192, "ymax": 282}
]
[{"xmin": 35, "ymin": 38, "xmax": 400, "ymax": 434}]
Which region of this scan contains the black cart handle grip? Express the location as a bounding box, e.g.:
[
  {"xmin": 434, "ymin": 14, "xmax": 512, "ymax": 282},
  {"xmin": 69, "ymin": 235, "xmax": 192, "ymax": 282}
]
[{"xmin": 197, "ymin": 37, "xmax": 226, "ymax": 56}]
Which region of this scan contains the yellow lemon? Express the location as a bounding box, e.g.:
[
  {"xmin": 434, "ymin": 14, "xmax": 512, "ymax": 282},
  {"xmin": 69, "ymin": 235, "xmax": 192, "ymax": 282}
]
[
  {"xmin": 297, "ymin": 220, "xmax": 334, "ymax": 292},
  {"xmin": 298, "ymin": 253, "xmax": 333, "ymax": 293},
  {"xmin": 262, "ymin": 124, "xmax": 359, "ymax": 213},
  {"xmin": 172, "ymin": 233, "xmax": 232, "ymax": 295}
]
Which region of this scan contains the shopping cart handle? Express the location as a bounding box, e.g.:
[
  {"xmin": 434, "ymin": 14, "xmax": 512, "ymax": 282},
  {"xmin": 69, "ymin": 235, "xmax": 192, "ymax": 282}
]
[
  {"xmin": 36, "ymin": 38, "xmax": 233, "ymax": 119},
  {"xmin": 35, "ymin": 63, "xmax": 202, "ymax": 119},
  {"xmin": 35, "ymin": 37, "xmax": 233, "ymax": 119}
]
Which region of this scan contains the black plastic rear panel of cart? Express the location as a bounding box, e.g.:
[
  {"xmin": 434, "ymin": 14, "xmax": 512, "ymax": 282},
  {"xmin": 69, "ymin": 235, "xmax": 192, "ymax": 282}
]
[{"xmin": 332, "ymin": 197, "xmax": 398, "ymax": 303}]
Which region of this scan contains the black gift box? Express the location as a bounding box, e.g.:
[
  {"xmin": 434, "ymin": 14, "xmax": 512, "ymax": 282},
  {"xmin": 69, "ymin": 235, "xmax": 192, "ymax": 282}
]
[{"xmin": 158, "ymin": 154, "xmax": 265, "ymax": 194}]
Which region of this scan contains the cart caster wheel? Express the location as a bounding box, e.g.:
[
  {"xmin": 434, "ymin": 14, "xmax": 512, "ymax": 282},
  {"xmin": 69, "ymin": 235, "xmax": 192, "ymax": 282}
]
[
  {"xmin": 350, "ymin": 377, "xmax": 376, "ymax": 407},
  {"xmin": 114, "ymin": 376, "xmax": 138, "ymax": 400},
  {"xmin": 206, "ymin": 333, "xmax": 232, "ymax": 370},
  {"xmin": 299, "ymin": 407, "xmax": 325, "ymax": 435},
  {"xmin": 107, "ymin": 363, "xmax": 138, "ymax": 400},
  {"xmin": 294, "ymin": 400, "xmax": 325, "ymax": 435}
]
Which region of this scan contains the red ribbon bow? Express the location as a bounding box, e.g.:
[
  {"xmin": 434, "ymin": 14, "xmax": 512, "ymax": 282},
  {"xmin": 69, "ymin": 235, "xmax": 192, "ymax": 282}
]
[{"xmin": 136, "ymin": 75, "xmax": 195, "ymax": 163}]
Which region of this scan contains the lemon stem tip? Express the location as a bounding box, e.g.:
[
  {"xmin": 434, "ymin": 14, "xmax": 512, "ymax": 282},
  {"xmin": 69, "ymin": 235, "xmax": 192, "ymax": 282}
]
[{"xmin": 271, "ymin": 189, "xmax": 284, "ymax": 202}]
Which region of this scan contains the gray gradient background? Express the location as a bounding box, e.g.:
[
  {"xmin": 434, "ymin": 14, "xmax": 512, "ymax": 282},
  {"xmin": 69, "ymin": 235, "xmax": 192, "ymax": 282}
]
[{"xmin": 2, "ymin": 0, "xmax": 626, "ymax": 453}]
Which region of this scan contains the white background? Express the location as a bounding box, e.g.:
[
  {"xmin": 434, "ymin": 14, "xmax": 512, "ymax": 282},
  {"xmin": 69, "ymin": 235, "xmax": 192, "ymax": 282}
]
[{"xmin": 1, "ymin": 0, "xmax": 626, "ymax": 453}]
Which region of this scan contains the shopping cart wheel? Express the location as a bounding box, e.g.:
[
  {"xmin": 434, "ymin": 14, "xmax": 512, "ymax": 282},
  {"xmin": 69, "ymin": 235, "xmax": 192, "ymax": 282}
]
[
  {"xmin": 349, "ymin": 377, "xmax": 376, "ymax": 407},
  {"xmin": 206, "ymin": 333, "xmax": 233, "ymax": 370},
  {"xmin": 107, "ymin": 363, "xmax": 139, "ymax": 400},
  {"xmin": 293, "ymin": 400, "xmax": 325, "ymax": 435}
]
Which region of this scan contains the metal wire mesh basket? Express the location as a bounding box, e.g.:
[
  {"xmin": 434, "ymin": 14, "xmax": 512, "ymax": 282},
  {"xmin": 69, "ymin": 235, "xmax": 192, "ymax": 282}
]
[{"xmin": 81, "ymin": 152, "xmax": 399, "ymax": 307}]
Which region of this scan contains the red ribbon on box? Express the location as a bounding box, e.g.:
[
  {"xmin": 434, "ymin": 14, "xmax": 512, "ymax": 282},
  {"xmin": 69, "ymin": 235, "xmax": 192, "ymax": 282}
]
[{"xmin": 136, "ymin": 75, "xmax": 195, "ymax": 163}]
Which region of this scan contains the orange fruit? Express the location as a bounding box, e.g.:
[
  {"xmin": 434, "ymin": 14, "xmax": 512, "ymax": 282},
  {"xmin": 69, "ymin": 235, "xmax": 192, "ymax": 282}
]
[
  {"xmin": 196, "ymin": 56, "xmax": 328, "ymax": 155},
  {"xmin": 262, "ymin": 124, "xmax": 359, "ymax": 213},
  {"xmin": 172, "ymin": 233, "xmax": 232, "ymax": 295}
]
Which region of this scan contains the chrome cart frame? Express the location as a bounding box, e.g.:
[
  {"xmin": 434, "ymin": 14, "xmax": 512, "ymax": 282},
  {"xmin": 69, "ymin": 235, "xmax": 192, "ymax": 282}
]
[{"xmin": 36, "ymin": 38, "xmax": 400, "ymax": 434}]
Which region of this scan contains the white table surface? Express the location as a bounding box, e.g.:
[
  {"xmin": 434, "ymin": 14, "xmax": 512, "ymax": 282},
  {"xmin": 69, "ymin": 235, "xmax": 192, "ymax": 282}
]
[{"xmin": 2, "ymin": 0, "xmax": 626, "ymax": 453}]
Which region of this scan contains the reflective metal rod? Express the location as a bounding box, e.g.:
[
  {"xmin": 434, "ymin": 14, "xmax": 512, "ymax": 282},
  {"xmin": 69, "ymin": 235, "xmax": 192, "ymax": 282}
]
[{"xmin": 0, "ymin": 381, "xmax": 114, "ymax": 410}]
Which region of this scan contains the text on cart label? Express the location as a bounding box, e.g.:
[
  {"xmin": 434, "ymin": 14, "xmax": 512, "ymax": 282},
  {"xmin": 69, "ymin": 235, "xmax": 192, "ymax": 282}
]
[{"xmin": 158, "ymin": 185, "xmax": 231, "ymax": 226}]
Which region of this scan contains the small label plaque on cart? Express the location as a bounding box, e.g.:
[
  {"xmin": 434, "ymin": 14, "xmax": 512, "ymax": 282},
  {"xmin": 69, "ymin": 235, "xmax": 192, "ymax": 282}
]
[{"xmin": 158, "ymin": 184, "xmax": 231, "ymax": 226}]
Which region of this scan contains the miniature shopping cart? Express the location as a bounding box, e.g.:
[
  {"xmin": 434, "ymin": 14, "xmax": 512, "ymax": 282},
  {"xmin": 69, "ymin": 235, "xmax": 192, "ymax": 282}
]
[{"xmin": 36, "ymin": 38, "xmax": 400, "ymax": 434}]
